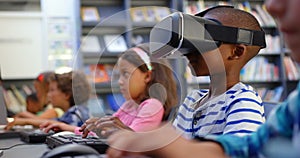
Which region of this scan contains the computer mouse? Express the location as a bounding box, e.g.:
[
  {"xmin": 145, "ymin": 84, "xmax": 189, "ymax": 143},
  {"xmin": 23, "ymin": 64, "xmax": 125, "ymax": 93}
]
[{"xmin": 41, "ymin": 144, "xmax": 99, "ymax": 158}]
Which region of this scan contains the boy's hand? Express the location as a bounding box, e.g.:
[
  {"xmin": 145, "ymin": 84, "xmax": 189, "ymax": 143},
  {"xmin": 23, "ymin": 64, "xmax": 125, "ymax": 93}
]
[
  {"xmin": 39, "ymin": 121, "xmax": 71, "ymax": 133},
  {"xmin": 4, "ymin": 118, "xmax": 17, "ymax": 130}
]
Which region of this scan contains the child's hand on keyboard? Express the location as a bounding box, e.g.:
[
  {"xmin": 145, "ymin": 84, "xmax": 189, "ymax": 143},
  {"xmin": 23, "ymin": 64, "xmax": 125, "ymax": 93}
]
[
  {"xmin": 80, "ymin": 116, "xmax": 133, "ymax": 138},
  {"xmin": 40, "ymin": 121, "xmax": 76, "ymax": 133},
  {"xmin": 79, "ymin": 117, "xmax": 100, "ymax": 138}
]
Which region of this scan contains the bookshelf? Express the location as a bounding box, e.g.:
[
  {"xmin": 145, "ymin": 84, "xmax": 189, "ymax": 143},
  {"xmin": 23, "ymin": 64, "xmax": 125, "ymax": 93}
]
[
  {"xmin": 182, "ymin": 0, "xmax": 298, "ymax": 103},
  {"xmin": 79, "ymin": 0, "xmax": 185, "ymax": 111},
  {"xmin": 0, "ymin": 0, "xmax": 81, "ymax": 113}
]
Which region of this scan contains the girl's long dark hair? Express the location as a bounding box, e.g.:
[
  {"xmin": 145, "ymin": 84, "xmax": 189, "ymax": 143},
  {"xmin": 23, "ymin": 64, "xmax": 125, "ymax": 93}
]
[{"xmin": 120, "ymin": 43, "xmax": 178, "ymax": 121}]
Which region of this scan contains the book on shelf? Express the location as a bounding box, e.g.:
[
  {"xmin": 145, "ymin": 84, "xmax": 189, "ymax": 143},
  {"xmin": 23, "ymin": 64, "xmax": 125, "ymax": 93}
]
[
  {"xmin": 103, "ymin": 35, "xmax": 128, "ymax": 53},
  {"xmin": 130, "ymin": 6, "xmax": 170, "ymax": 22},
  {"xmin": 22, "ymin": 84, "xmax": 33, "ymax": 96},
  {"xmin": 259, "ymin": 35, "xmax": 280, "ymax": 54},
  {"xmin": 283, "ymin": 56, "xmax": 299, "ymax": 80},
  {"xmin": 144, "ymin": 7, "xmax": 157, "ymax": 22},
  {"xmin": 254, "ymin": 4, "xmax": 276, "ymax": 27},
  {"xmin": 81, "ymin": 7, "xmax": 100, "ymax": 22},
  {"xmin": 80, "ymin": 36, "xmax": 101, "ymax": 53},
  {"xmin": 258, "ymin": 86, "xmax": 283, "ymax": 102},
  {"xmin": 10, "ymin": 85, "xmax": 26, "ymax": 106},
  {"xmin": 130, "ymin": 7, "xmax": 146, "ymax": 22},
  {"xmin": 154, "ymin": 7, "xmax": 171, "ymax": 21},
  {"xmin": 241, "ymin": 57, "xmax": 279, "ymax": 82},
  {"xmin": 5, "ymin": 89, "xmax": 24, "ymax": 113},
  {"xmin": 85, "ymin": 64, "xmax": 110, "ymax": 83}
]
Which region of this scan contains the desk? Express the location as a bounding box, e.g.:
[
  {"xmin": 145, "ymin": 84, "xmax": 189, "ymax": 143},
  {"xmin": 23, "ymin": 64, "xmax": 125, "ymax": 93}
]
[{"xmin": 0, "ymin": 137, "xmax": 49, "ymax": 158}]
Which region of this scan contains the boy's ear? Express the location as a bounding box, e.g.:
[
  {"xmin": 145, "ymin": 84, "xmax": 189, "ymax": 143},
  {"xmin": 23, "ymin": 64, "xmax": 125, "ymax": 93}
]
[
  {"xmin": 63, "ymin": 93, "xmax": 71, "ymax": 101},
  {"xmin": 228, "ymin": 44, "xmax": 246, "ymax": 60}
]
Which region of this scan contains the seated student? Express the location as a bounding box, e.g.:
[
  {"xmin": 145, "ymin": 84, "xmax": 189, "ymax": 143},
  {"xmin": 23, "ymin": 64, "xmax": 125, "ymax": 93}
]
[
  {"xmin": 14, "ymin": 71, "xmax": 64, "ymax": 119},
  {"xmin": 5, "ymin": 70, "xmax": 91, "ymax": 129},
  {"xmin": 24, "ymin": 93, "xmax": 40, "ymax": 114},
  {"xmin": 170, "ymin": 6, "xmax": 265, "ymax": 138},
  {"xmin": 40, "ymin": 43, "xmax": 178, "ymax": 137},
  {"xmin": 105, "ymin": 1, "xmax": 300, "ymax": 158}
]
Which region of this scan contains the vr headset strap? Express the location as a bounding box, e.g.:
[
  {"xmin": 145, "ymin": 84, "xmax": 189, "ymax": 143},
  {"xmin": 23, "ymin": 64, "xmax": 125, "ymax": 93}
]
[{"xmin": 205, "ymin": 24, "xmax": 266, "ymax": 48}]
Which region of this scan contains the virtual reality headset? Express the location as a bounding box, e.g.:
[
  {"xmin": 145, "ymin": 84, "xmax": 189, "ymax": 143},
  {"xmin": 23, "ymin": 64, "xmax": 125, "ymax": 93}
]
[{"xmin": 149, "ymin": 6, "xmax": 266, "ymax": 58}]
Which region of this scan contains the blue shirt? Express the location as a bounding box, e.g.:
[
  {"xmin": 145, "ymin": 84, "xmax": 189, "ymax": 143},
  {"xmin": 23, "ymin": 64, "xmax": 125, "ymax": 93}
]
[
  {"xmin": 55, "ymin": 104, "xmax": 90, "ymax": 127},
  {"xmin": 173, "ymin": 82, "xmax": 265, "ymax": 138},
  {"xmin": 214, "ymin": 82, "xmax": 300, "ymax": 158}
]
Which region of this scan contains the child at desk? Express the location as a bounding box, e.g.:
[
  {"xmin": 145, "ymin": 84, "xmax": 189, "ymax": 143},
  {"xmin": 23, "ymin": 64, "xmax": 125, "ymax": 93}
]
[
  {"xmin": 40, "ymin": 43, "xmax": 178, "ymax": 137},
  {"xmin": 5, "ymin": 71, "xmax": 91, "ymax": 129},
  {"xmin": 14, "ymin": 71, "xmax": 64, "ymax": 119},
  {"xmin": 171, "ymin": 6, "xmax": 265, "ymax": 138}
]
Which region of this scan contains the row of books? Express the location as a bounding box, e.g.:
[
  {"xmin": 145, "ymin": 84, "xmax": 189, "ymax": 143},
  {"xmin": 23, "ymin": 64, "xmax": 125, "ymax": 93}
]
[
  {"xmin": 241, "ymin": 56, "xmax": 280, "ymax": 82},
  {"xmin": 185, "ymin": 56, "xmax": 283, "ymax": 84},
  {"xmin": 80, "ymin": 35, "xmax": 128, "ymax": 53},
  {"xmin": 3, "ymin": 84, "xmax": 35, "ymax": 113},
  {"xmin": 259, "ymin": 35, "xmax": 281, "ymax": 54},
  {"xmin": 183, "ymin": 0, "xmax": 276, "ymax": 27},
  {"xmin": 84, "ymin": 64, "xmax": 118, "ymax": 83},
  {"xmin": 81, "ymin": 6, "xmax": 171, "ymax": 23},
  {"xmin": 283, "ymin": 56, "xmax": 299, "ymax": 81},
  {"xmin": 130, "ymin": 6, "xmax": 170, "ymax": 23},
  {"xmin": 256, "ymin": 86, "xmax": 284, "ymax": 102}
]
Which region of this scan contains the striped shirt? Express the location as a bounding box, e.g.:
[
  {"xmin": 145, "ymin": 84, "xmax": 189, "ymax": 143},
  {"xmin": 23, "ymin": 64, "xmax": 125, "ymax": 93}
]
[
  {"xmin": 214, "ymin": 82, "xmax": 300, "ymax": 158},
  {"xmin": 173, "ymin": 82, "xmax": 265, "ymax": 138}
]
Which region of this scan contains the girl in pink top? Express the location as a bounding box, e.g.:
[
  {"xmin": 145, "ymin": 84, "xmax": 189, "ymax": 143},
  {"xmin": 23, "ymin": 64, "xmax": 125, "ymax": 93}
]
[
  {"xmin": 79, "ymin": 43, "xmax": 178, "ymax": 137},
  {"xmin": 40, "ymin": 43, "xmax": 178, "ymax": 137}
]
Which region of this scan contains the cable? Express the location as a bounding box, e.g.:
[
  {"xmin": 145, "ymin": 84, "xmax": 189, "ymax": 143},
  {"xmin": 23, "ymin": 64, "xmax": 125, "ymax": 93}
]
[{"xmin": 0, "ymin": 143, "xmax": 28, "ymax": 150}]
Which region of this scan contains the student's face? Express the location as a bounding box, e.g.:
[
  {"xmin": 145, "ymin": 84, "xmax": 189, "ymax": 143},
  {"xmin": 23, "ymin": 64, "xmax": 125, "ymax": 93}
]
[
  {"xmin": 117, "ymin": 58, "xmax": 149, "ymax": 101},
  {"xmin": 26, "ymin": 100, "xmax": 41, "ymax": 113},
  {"xmin": 184, "ymin": 45, "xmax": 227, "ymax": 76},
  {"xmin": 265, "ymin": 0, "xmax": 300, "ymax": 62},
  {"xmin": 47, "ymin": 81, "xmax": 69, "ymax": 108}
]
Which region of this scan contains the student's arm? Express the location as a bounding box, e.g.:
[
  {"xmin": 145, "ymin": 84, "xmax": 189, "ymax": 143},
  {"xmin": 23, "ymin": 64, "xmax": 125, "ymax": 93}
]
[
  {"xmin": 215, "ymin": 89, "xmax": 299, "ymax": 157},
  {"xmin": 14, "ymin": 107, "xmax": 63, "ymax": 119},
  {"xmin": 14, "ymin": 111, "xmax": 38, "ymax": 118},
  {"xmin": 106, "ymin": 123, "xmax": 226, "ymax": 158},
  {"xmin": 5, "ymin": 117, "xmax": 53, "ymax": 130}
]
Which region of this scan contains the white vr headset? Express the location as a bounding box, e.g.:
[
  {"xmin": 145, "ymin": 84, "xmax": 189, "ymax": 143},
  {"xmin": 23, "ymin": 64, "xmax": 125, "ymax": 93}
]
[{"xmin": 149, "ymin": 6, "xmax": 266, "ymax": 58}]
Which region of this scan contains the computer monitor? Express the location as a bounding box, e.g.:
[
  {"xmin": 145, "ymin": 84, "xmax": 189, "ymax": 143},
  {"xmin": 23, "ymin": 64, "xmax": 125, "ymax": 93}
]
[{"xmin": 0, "ymin": 86, "xmax": 8, "ymax": 126}]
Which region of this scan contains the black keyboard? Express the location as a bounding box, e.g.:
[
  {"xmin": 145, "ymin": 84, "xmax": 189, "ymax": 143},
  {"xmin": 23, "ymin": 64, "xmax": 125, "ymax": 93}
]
[{"xmin": 45, "ymin": 134, "xmax": 109, "ymax": 154}]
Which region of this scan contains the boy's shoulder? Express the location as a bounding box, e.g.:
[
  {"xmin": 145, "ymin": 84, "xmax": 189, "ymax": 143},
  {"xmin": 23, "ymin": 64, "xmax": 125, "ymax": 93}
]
[{"xmin": 227, "ymin": 82, "xmax": 260, "ymax": 99}]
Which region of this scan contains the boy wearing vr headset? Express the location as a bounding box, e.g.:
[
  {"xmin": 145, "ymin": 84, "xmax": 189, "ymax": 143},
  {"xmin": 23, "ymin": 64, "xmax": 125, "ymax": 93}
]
[
  {"xmin": 171, "ymin": 6, "xmax": 266, "ymax": 138},
  {"xmin": 106, "ymin": 1, "xmax": 300, "ymax": 158}
]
